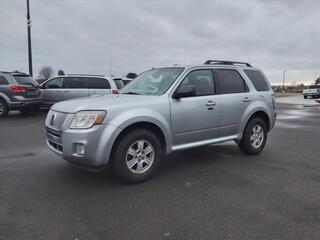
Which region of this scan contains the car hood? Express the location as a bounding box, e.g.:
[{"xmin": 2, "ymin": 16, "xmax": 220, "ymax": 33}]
[{"xmin": 51, "ymin": 94, "xmax": 158, "ymax": 113}]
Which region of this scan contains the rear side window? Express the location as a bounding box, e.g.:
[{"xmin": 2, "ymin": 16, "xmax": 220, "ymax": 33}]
[
  {"xmin": 64, "ymin": 77, "xmax": 88, "ymax": 89},
  {"xmin": 113, "ymin": 79, "xmax": 124, "ymax": 89},
  {"xmin": 0, "ymin": 76, "xmax": 8, "ymax": 85},
  {"xmin": 216, "ymin": 69, "xmax": 247, "ymax": 94},
  {"xmin": 244, "ymin": 70, "xmax": 270, "ymax": 91},
  {"xmin": 89, "ymin": 77, "xmax": 111, "ymax": 89}
]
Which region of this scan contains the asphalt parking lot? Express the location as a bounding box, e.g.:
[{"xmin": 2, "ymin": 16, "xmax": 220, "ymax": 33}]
[{"xmin": 1, "ymin": 104, "xmax": 320, "ymax": 240}]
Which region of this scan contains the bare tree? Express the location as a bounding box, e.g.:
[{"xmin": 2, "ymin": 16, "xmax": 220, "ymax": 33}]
[{"xmin": 38, "ymin": 66, "xmax": 53, "ymax": 80}]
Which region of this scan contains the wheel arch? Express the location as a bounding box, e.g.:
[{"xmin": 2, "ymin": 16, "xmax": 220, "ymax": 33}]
[
  {"xmin": 109, "ymin": 121, "xmax": 169, "ymax": 164},
  {"xmin": 238, "ymin": 108, "xmax": 271, "ymax": 140}
]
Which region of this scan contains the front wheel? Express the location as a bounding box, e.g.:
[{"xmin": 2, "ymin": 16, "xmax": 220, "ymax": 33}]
[
  {"xmin": 238, "ymin": 117, "xmax": 267, "ymax": 155},
  {"xmin": 112, "ymin": 129, "xmax": 163, "ymax": 183}
]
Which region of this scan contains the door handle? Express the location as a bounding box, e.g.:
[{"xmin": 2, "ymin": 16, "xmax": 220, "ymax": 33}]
[
  {"xmin": 64, "ymin": 90, "xmax": 70, "ymax": 93},
  {"xmin": 242, "ymin": 97, "xmax": 252, "ymax": 102},
  {"xmin": 205, "ymin": 100, "xmax": 216, "ymax": 107}
]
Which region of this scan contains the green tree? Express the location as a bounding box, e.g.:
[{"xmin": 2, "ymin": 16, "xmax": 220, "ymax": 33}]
[{"xmin": 316, "ymin": 77, "xmax": 320, "ymax": 85}]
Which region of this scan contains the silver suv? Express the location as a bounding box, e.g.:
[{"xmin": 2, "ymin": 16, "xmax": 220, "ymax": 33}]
[
  {"xmin": 40, "ymin": 74, "xmax": 122, "ymax": 109},
  {"xmin": 45, "ymin": 60, "xmax": 277, "ymax": 183}
]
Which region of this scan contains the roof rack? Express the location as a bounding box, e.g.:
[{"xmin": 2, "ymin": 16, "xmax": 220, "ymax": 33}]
[
  {"xmin": 204, "ymin": 60, "xmax": 252, "ymax": 67},
  {"xmin": 67, "ymin": 74, "xmax": 105, "ymax": 77}
]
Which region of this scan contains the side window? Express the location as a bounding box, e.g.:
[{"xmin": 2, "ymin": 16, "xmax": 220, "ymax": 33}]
[
  {"xmin": 90, "ymin": 77, "xmax": 111, "ymax": 89},
  {"xmin": 64, "ymin": 77, "xmax": 88, "ymax": 89},
  {"xmin": 215, "ymin": 69, "xmax": 247, "ymax": 94},
  {"xmin": 0, "ymin": 76, "xmax": 8, "ymax": 85},
  {"xmin": 179, "ymin": 70, "xmax": 214, "ymax": 96},
  {"xmin": 44, "ymin": 77, "xmax": 64, "ymax": 89},
  {"xmin": 244, "ymin": 70, "xmax": 270, "ymax": 92}
]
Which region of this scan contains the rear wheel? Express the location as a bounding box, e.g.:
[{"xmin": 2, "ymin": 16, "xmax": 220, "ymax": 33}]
[
  {"xmin": 0, "ymin": 99, "xmax": 9, "ymax": 118},
  {"xmin": 238, "ymin": 117, "xmax": 267, "ymax": 155},
  {"xmin": 112, "ymin": 129, "xmax": 163, "ymax": 183}
]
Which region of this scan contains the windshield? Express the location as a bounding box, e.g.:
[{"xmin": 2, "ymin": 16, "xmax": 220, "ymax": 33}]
[
  {"xmin": 13, "ymin": 75, "xmax": 39, "ymax": 87},
  {"xmin": 121, "ymin": 67, "xmax": 184, "ymax": 95}
]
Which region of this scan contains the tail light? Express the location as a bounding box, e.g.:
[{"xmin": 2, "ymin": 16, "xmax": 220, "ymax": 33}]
[
  {"xmin": 10, "ymin": 85, "xmax": 27, "ymax": 93},
  {"xmin": 112, "ymin": 89, "xmax": 119, "ymax": 94}
]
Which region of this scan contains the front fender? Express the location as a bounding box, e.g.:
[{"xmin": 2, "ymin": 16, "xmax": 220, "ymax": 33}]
[{"xmin": 109, "ymin": 108, "xmax": 172, "ymax": 153}]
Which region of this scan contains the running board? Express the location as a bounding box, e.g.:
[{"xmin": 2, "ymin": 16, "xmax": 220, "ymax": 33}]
[{"xmin": 171, "ymin": 135, "xmax": 239, "ymax": 152}]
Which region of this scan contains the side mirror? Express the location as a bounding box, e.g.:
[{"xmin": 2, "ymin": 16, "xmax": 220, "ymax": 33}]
[
  {"xmin": 172, "ymin": 85, "xmax": 196, "ymax": 99},
  {"xmin": 40, "ymin": 84, "xmax": 45, "ymax": 89}
]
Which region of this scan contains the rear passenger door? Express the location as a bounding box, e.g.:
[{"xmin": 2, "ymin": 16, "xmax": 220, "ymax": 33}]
[
  {"xmin": 63, "ymin": 77, "xmax": 89, "ymax": 100},
  {"xmin": 215, "ymin": 69, "xmax": 253, "ymax": 137},
  {"xmin": 89, "ymin": 77, "xmax": 111, "ymax": 96}
]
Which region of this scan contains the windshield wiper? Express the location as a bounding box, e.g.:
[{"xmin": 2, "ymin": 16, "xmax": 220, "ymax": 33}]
[{"xmin": 121, "ymin": 91, "xmax": 140, "ymax": 95}]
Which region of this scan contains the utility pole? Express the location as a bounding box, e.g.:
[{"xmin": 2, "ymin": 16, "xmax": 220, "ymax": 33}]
[
  {"xmin": 26, "ymin": 0, "xmax": 33, "ymax": 76},
  {"xmin": 282, "ymin": 69, "xmax": 286, "ymax": 93},
  {"xmin": 109, "ymin": 53, "xmax": 112, "ymax": 77}
]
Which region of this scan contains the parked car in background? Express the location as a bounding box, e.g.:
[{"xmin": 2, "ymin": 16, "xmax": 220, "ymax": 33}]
[
  {"xmin": 45, "ymin": 60, "xmax": 276, "ymax": 183},
  {"xmin": 303, "ymin": 85, "xmax": 320, "ymax": 99},
  {"xmin": 40, "ymin": 74, "xmax": 121, "ymax": 109},
  {"xmin": 0, "ymin": 71, "xmax": 42, "ymax": 118}
]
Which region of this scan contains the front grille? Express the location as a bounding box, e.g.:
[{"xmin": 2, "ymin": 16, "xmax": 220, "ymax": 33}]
[
  {"xmin": 46, "ymin": 110, "xmax": 67, "ymax": 130},
  {"xmin": 46, "ymin": 127, "xmax": 61, "ymax": 138},
  {"xmin": 48, "ymin": 140, "xmax": 63, "ymax": 153}
]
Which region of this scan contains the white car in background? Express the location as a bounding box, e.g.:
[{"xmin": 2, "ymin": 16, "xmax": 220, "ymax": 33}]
[
  {"xmin": 40, "ymin": 74, "xmax": 124, "ymax": 109},
  {"xmin": 303, "ymin": 85, "xmax": 320, "ymax": 99}
]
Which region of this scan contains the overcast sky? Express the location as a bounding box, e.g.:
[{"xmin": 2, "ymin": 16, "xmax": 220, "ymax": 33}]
[{"xmin": 0, "ymin": 0, "xmax": 319, "ymax": 84}]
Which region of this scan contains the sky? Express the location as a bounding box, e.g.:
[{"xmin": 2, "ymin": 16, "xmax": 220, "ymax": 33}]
[{"xmin": 0, "ymin": 0, "xmax": 319, "ymax": 85}]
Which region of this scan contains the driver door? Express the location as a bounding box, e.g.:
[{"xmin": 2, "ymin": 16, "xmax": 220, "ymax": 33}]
[
  {"xmin": 41, "ymin": 77, "xmax": 65, "ymax": 108},
  {"xmin": 170, "ymin": 69, "xmax": 220, "ymax": 146}
]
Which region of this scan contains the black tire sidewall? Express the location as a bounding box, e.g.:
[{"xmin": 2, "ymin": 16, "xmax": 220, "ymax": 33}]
[
  {"xmin": 0, "ymin": 99, "xmax": 9, "ymax": 118},
  {"xmin": 240, "ymin": 118, "xmax": 267, "ymax": 155},
  {"xmin": 112, "ymin": 129, "xmax": 163, "ymax": 183}
]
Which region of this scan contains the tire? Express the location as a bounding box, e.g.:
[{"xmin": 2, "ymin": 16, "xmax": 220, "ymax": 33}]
[
  {"xmin": 0, "ymin": 99, "xmax": 9, "ymax": 118},
  {"xmin": 112, "ymin": 129, "xmax": 163, "ymax": 183},
  {"xmin": 238, "ymin": 117, "xmax": 267, "ymax": 155}
]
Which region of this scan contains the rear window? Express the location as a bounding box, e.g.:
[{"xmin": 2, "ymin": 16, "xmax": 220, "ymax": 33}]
[
  {"xmin": 12, "ymin": 75, "xmax": 38, "ymax": 87},
  {"xmin": 0, "ymin": 76, "xmax": 8, "ymax": 85},
  {"xmin": 122, "ymin": 80, "xmax": 131, "ymax": 86},
  {"xmin": 244, "ymin": 70, "xmax": 270, "ymax": 91},
  {"xmin": 89, "ymin": 77, "xmax": 111, "ymax": 89},
  {"xmin": 113, "ymin": 79, "xmax": 124, "ymax": 89}
]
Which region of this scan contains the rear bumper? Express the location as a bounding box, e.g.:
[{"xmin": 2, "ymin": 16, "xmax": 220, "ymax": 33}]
[
  {"xmin": 9, "ymin": 97, "xmax": 42, "ymax": 110},
  {"xmin": 303, "ymin": 93, "xmax": 319, "ymax": 96}
]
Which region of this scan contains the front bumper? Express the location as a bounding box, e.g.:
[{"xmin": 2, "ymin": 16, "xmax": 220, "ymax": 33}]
[{"xmin": 46, "ymin": 123, "xmax": 122, "ymax": 169}]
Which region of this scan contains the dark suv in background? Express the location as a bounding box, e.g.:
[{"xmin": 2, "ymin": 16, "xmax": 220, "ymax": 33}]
[{"xmin": 0, "ymin": 71, "xmax": 42, "ymax": 118}]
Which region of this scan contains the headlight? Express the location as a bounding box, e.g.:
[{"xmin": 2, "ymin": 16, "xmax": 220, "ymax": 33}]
[{"xmin": 70, "ymin": 111, "xmax": 106, "ymax": 129}]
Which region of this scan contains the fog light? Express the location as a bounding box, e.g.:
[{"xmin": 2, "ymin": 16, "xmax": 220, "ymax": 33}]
[{"xmin": 73, "ymin": 143, "xmax": 85, "ymax": 156}]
